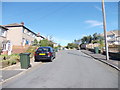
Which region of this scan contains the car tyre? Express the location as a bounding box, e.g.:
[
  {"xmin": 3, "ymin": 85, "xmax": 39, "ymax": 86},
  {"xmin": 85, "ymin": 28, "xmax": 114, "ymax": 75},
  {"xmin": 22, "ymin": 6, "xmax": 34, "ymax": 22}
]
[
  {"xmin": 49, "ymin": 58, "xmax": 52, "ymax": 62},
  {"xmin": 34, "ymin": 59, "xmax": 39, "ymax": 62}
]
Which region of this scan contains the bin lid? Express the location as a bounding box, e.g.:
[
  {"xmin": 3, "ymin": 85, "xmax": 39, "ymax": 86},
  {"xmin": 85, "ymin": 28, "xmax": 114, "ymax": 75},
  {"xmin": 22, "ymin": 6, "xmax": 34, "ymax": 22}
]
[{"xmin": 19, "ymin": 53, "xmax": 31, "ymax": 56}]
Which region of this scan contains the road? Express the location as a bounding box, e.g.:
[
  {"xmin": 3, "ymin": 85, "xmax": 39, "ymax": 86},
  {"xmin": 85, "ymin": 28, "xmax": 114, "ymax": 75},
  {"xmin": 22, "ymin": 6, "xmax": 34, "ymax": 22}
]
[{"xmin": 2, "ymin": 50, "xmax": 118, "ymax": 88}]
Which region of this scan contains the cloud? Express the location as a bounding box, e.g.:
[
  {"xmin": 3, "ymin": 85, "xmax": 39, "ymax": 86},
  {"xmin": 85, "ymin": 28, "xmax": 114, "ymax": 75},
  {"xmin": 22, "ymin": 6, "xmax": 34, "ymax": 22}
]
[
  {"xmin": 94, "ymin": 6, "xmax": 102, "ymax": 11},
  {"xmin": 85, "ymin": 20, "xmax": 103, "ymax": 28}
]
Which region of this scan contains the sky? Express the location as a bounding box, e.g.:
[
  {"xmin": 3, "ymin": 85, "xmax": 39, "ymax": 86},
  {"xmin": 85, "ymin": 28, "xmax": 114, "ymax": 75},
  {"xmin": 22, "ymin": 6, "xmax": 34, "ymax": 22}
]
[{"xmin": 2, "ymin": 2, "xmax": 118, "ymax": 46}]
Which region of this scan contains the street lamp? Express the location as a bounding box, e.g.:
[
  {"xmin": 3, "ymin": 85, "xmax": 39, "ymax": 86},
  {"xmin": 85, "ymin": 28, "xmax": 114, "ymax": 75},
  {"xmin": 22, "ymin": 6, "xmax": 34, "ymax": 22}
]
[{"xmin": 102, "ymin": 0, "xmax": 109, "ymax": 60}]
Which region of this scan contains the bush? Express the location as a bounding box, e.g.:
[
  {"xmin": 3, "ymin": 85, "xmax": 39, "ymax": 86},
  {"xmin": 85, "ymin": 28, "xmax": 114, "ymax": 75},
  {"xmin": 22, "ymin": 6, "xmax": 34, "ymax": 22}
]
[
  {"xmin": 0, "ymin": 54, "xmax": 20, "ymax": 68},
  {"xmin": 10, "ymin": 54, "xmax": 20, "ymax": 61},
  {"xmin": 8, "ymin": 60, "xmax": 16, "ymax": 65},
  {"xmin": 2, "ymin": 60, "xmax": 9, "ymax": 68},
  {"xmin": 0, "ymin": 55, "xmax": 11, "ymax": 60},
  {"xmin": 25, "ymin": 46, "xmax": 38, "ymax": 58},
  {"xmin": 1, "ymin": 59, "xmax": 17, "ymax": 68}
]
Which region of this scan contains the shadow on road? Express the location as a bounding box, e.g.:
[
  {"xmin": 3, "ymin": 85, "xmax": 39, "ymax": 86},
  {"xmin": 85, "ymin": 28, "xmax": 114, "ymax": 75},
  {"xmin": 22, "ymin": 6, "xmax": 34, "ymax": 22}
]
[{"xmin": 34, "ymin": 59, "xmax": 53, "ymax": 63}]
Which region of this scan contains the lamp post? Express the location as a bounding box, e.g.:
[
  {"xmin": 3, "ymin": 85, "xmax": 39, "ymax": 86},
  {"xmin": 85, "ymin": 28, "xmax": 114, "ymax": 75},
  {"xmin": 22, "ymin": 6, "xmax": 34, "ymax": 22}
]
[{"xmin": 102, "ymin": 0, "xmax": 109, "ymax": 60}]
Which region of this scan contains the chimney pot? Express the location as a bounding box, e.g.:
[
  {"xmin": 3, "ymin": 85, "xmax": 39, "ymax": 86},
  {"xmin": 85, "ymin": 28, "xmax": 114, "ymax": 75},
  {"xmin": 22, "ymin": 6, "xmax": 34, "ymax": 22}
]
[{"xmin": 21, "ymin": 22, "xmax": 24, "ymax": 25}]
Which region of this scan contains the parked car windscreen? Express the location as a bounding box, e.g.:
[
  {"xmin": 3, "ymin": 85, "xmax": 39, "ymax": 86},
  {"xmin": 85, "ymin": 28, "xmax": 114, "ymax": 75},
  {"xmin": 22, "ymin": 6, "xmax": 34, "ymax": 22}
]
[{"xmin": 37, "ymin": 48, "xmax": 50, "ymax": 52}]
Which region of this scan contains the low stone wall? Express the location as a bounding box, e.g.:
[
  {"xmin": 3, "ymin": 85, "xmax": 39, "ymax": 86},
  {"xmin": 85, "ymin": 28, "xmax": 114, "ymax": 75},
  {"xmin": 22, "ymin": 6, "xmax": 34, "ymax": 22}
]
[
  {"xmin": 109, "ymin": 52, "xmax": 120, "ymax": 60},
  {"xmin": 103, "ymin": 51, "xmax": 120, "ymax": 60},
  {"xmin": 87, "ymin": 48, "xmax": 120, "ymax": 60},
  {"xmin": 87, "ymin": 48, "xmax": 94, "ymax": 52}
]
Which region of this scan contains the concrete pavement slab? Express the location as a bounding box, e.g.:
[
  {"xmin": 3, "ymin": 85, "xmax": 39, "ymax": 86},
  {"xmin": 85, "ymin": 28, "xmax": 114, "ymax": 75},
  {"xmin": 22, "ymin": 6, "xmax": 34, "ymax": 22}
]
[
  {"xmin": 2, "ymin": 70, "xmax": 23, "ymax": 81},
  {"xmin": 81, "ymin": 50, "xmax": 120, "ymax": 71}
]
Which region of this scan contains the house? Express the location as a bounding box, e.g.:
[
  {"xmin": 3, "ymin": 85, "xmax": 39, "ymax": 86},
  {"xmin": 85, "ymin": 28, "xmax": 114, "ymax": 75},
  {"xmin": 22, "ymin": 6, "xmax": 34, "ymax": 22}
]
[
  {"xmin": 36, "ymin": 33, "xmax": 45, "ymax": 42},
  {"xmin": 53, "ymin": 43, "xmax": 58, "ymax": 47},
  {"xmin": 3, "ymin": 22, "xmax": 40, "ymax": 54},
  {"xmin": 4, "ymin": 22, "xmax": 37, "ymax": 47},
  {"xmin": 0, "ymin": 25, "xmax": 12, "ymax": 55},
  {"xmin": 100, "ymin": 30, "xmax": 120, "ymax": 45}
]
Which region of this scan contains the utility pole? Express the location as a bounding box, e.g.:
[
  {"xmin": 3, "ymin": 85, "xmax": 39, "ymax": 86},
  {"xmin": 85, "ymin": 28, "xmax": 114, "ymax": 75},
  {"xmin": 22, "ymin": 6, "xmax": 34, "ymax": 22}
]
[{"xmin": 102, "ymin": 0, "xmax": 109, "ymax": 60}]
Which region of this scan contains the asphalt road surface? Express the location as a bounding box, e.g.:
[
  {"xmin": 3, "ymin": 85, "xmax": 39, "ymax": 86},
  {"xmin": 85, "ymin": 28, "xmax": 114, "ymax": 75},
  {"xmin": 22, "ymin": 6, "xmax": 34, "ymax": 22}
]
[{"xmin": 2, "ymin": 50, "xmax": 118, "ymax": 88}]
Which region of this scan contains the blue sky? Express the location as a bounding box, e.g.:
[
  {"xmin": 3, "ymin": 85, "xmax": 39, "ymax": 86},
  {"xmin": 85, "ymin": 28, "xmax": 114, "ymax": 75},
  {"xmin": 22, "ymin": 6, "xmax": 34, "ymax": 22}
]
[{"xmin": 2, "ymin": 2, "xmax": 118, "ymax": 46}]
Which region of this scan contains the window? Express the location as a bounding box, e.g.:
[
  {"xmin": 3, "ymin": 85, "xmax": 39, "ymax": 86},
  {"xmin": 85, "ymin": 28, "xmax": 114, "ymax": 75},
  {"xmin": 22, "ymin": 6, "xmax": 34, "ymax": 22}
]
[
  {"xmin": 27, "ymin": 30, "xmax": 29, "ymax": 35},
  {"xmin": 37, "ymin": 48, "xmax": 50, "ymax": 52},
  {"xmin": 32, "ymin": 34, "xmax": 35, "ymax": 37},
  {"xmin": 23, "ymin": 28, "xmax": 25, "ymax": 33},
  {"xmin": 0, "ymin": 28, "xmax": 6, "ymax": 37},
  {"xmin": 28, "ymin": 32, "xmax": 31, "ymax": 36},
  {"xmin": 23, "ymin": 28, "xmax": 27, "ymax": 34},
  {"xmin": 0, "ymin": 28, "xmax": 2, "ymax": 36},
  {"xmin": 2, "ymin": 43, "xmax": 6, "ymax": 50}
]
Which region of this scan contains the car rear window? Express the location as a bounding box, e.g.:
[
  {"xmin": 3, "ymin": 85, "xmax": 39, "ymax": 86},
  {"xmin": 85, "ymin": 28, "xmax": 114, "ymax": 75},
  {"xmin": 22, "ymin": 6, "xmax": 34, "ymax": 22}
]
[{"xmin": 37, "ymin": 48, "xmax": 50, "ymax": 52}]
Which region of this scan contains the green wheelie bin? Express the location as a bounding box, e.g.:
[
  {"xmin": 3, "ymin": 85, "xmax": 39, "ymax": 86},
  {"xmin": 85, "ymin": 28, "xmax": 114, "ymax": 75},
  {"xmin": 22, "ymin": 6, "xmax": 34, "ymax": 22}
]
[
  {"xmin": 94, "ymin": 47, "xmax": 99, "ymax": 54},
  {"xmin": 19, "ymin": 53, "xmax": 31, "ymax": 69}
]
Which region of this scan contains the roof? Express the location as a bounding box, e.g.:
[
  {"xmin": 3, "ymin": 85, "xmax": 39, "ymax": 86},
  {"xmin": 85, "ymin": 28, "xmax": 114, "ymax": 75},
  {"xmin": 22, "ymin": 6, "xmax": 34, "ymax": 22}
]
[
  {"xmin": 100, "ymin": 30, "xmax": 120, "ymax": 36},
  {"xmin": 4, "ymin": 23, "xmax": 37, "ymax": 35},
  {"xmin": 4, "ymin": 23, "xmax": 23, "ymax": 27},
  {"xmin": 36, "ymin": 34, "xmax": 45, "ymax": 39},
  {"xmin": 4, "ymin": 23, "xmax": 46, "ymax": 38},
  {"xmin": 40, "ymin": 35, "xmax": 45, "ymax": 39},
  {"xmin": 0, "ymin": 25, "xmax": 8, "ymax": 30}
]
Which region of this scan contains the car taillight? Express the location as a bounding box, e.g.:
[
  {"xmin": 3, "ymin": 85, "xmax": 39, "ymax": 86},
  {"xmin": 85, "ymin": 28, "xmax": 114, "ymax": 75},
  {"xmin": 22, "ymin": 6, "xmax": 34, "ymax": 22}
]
[
  {"xmin": 34, "ymin": 52, "xmax": 37, "ymax": 56},
  {"xmin": 48, "ymin": 52, "xmax": 52, "ymax": 57}
]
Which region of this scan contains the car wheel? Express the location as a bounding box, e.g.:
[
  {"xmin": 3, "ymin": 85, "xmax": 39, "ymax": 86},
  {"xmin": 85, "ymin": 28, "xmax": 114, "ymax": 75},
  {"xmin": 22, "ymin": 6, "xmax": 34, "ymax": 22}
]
[
  {"xmin": 49, "ymin": 58, "xmax": 52, "ymax": 62},
  {"xmin": 34, "ymin": 59, "xmax": 39, "ymax": 62}
]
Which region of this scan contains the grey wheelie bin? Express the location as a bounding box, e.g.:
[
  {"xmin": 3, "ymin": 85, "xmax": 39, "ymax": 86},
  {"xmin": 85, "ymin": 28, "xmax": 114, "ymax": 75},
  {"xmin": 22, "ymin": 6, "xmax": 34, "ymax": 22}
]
[{"xmin": 19, "ymin": 53, "xmax": 31, "ymax": 69}]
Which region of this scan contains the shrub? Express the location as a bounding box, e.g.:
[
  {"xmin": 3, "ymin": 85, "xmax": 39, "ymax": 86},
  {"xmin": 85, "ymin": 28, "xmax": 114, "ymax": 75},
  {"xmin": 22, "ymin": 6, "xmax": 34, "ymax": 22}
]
[
  {"xmin": 1, "ymin": 54, "xmax": 20, "ymax": 68},
  {"xmin": 8, "ymin": 60, "xmax": 16, "ymax": 65},
  {"xmin": 25, "ymin": 46, "xmax": 38, "ymax": 58},
  {"xmin": 10, "ymin": 54, "xmax": 20, "ymax": 61},
  {"xmin": 1, "ymin": 59, "xmax": 10, "ymax": 68}
]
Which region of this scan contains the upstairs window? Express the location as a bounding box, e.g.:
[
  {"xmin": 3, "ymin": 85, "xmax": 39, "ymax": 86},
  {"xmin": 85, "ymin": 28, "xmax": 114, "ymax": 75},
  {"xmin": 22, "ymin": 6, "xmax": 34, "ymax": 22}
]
[
  {"xmin": 23, "ymin": 28, "xmax": 26, "ymax": 33},
  {"xmin": 0, "ymin": 28, "xmax": 6, "ymax": 37}
]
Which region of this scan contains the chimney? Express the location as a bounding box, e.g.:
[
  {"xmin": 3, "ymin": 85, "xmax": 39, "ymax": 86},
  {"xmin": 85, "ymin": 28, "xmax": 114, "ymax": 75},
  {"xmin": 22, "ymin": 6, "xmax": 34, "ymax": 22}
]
[
  {"xmin": 37, "ymin": 33, "xmax": 40, "ymax": 37},
  {"xmin": 21, "ymin": 22, "xmax": 24, "ymax": 25}
]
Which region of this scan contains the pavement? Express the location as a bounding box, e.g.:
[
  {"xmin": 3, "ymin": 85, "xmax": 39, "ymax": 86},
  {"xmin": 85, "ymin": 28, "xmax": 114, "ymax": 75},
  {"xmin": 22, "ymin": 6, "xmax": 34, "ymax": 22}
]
[
  {"xmin": 0, "ymin": 56, "xmax": 42, "ymax": 84},
  {"xmin": 81, "ymin": 49, "xmax": 120, "ymax": 71},
  {"xmin": 2, "ymin": 50, "xmax": 118, "ymax": 88}
]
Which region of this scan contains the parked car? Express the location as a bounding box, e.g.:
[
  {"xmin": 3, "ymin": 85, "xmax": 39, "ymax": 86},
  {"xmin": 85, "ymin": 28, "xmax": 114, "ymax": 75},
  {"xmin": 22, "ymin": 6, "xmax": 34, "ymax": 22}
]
[{"xmin": 34, "ymin": 46, "xmax": 56, "ymax": 62}]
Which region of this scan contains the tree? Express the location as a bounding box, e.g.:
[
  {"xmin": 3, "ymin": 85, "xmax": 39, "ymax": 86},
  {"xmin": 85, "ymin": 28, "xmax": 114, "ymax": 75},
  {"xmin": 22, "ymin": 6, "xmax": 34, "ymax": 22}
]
[
  {"xmin": 48, "ymin": 40, "xmax": 54, "ymax": 48},
  {"xmin": 81, "ymin": 36, "xmax": 87, "ymax": 44},
  {"xmin": 58, "ymin": 44, "xmax": 61, "ymax": 48},
  {"xmin": 39, "ymin": 39, "xmax": 54, "ymax": 47},
  {"xmin": 99, "ymin": 39, "xmax": 104, "ymax": 50},
  {"xmin": 40, "ymin": 39, "xmax": 49, "ymax": 47},
  {"xmin": 66, "ymin": 43, "xmax": 78, "ymax": 49},
  {"xmin": 93, "ymin": 33, "xmax": 98, "ymax": 40},
  {"xmin": 81, "ymin": 35, "xmax": 92, "ymax": 44},
  {"xmin": 33, "ymin": 39, "xmax": 38, "ymax": 46}
]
